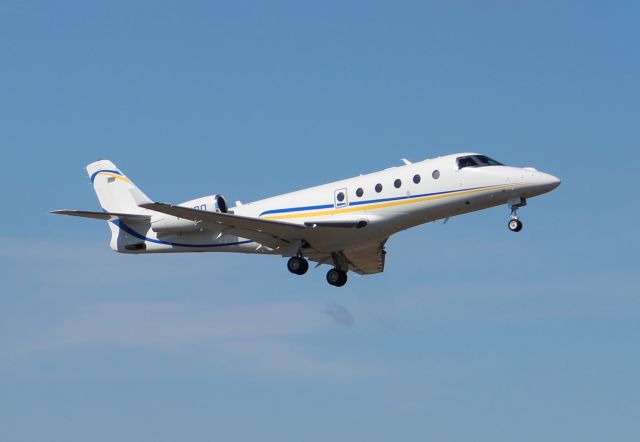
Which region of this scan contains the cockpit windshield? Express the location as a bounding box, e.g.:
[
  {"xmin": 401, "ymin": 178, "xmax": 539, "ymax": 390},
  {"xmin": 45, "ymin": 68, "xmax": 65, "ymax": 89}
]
[{"xmin": 456, "ymin": 155, "xmax": 504, "ymax": 169}]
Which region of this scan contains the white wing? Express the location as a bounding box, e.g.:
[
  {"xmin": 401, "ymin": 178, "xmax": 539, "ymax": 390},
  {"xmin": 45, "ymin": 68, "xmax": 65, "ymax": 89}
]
[
  {"xmin": 140, "ymin": 202, "xmax": 388, "ymax": 273},
  {"xmin": 139, "ymin": 202, "xmax": 307, "ymax": 250}
]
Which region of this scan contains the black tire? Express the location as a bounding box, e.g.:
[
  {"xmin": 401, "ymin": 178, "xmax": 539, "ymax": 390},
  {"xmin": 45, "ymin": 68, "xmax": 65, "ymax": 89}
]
[
  {"xmin": 287, "ymin": 256, "xmax": 308, "ymax": 275},
  {"xmin": 298, "ymin": 257, "xmax": 309, "ymax": 275},
  {"xmin": 508, "ymin": 219, "xmax": 523, "ymax": 232},
  {"xmin": 326, "ymin": 268, "xmax": 347, "ymax": 287},
  {"xmin": 326, "ymin": 268, "xmax": 341, "ymax": 286}
]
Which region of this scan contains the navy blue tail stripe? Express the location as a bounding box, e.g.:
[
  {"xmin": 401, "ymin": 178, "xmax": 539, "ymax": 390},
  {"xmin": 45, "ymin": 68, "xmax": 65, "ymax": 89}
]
[{"xmin": 114, "ymin": 220, "xmax": 254, "ymax": 248}]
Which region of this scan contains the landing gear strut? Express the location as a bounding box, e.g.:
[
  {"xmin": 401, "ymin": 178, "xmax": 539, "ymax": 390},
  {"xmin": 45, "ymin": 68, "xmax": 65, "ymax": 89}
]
[
  {"xmin": 287, "ymin": 256, "xmax": 309, "ymax": 275},
  {"xmin": 326, "ymin": 252, "xmax": 349, "ymax": 287},
  {"xmin": 508, "ymin": 197, "xmax": 526, "ymax": 232}
]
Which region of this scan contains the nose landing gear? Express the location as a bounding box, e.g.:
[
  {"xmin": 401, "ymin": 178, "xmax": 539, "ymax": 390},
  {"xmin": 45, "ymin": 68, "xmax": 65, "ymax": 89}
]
[
  {"xmin": 508, "ymin": 218, "xmax": 523, "ymax": 232},
  {"xmin": 508, "ymin": 197, "xmax": 526, "ymax": 232}
]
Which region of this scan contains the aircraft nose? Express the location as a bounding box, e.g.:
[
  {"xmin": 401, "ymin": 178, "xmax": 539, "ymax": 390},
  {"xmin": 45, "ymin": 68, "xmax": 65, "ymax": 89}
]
[{"xmin": 533, "ymin": 171, "xmax": 561, "ymax": 193}]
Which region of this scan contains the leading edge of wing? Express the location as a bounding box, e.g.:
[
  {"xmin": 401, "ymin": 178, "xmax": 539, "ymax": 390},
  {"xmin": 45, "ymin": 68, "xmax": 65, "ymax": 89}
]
[{"xmin": 139, "ymin": 202, "xmax": 305, "ymax": 242}]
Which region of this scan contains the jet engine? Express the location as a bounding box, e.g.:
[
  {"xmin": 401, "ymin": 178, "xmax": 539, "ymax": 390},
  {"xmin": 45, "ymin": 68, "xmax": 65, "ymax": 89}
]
[
  {"xmin": 180, "ymin": 194, "xmax": 228, "ymax": 214},
  {"xmin": 151, "ymin": 194, "xmax": 228, "ymax": 233}
]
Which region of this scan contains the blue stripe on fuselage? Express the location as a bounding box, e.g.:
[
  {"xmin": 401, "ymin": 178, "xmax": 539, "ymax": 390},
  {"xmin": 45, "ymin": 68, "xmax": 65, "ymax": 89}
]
[{"xmin": 258, "ymin": 185, "xmax": 493, "ymax": 217}]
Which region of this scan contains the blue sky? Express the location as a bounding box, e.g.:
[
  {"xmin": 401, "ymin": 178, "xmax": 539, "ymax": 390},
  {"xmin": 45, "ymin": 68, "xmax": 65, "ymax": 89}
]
[{"xmin": 1, "ymin": 1, "xmax": 638, "ymax": 441}]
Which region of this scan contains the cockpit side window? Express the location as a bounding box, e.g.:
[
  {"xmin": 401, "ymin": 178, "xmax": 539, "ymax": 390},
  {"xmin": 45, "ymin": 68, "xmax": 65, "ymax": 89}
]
[
  {"xmin": 457, "ymin": 156, "xmax": 478, "ymax": 169},
  {"xmin": 474, "ymin": 155, "xmax": 503, "ymax": 166},
  {"xmin": 457, "ymin": 155, "xmax": 504, "ymax": 169}
]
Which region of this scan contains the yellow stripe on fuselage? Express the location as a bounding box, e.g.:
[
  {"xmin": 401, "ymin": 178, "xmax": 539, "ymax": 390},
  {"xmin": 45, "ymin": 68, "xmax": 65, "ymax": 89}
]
[{"xmin": 263, "ymin": 184, "xmax": 515, "ymax": 220}]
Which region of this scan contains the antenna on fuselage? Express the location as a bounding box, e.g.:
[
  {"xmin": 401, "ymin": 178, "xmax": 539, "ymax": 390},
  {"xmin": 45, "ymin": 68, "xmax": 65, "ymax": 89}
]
[{"xmin": 401, "ymin": 158, "xmax": 412, "ymax": 165}]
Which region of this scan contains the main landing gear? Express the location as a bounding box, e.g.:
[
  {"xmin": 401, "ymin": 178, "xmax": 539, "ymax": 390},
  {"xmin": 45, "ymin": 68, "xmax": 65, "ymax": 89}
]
[
  {"xmin": 508, "ymin": 197, "xmax": 526, "ymax": 232},
  {"xmin": 287, "ymin": 255, "xmax": 309, "ymax": 275},
  {"xmin": 326, "ymin": 252, "xmax": 348, "ymax": 287},
  {"xmin": 286, "ymin": 252, "xmax": 349, "ymax": 287},
  {"xmin": 326, "ymin": 268, "xmax": 348, "ymax": 287}
]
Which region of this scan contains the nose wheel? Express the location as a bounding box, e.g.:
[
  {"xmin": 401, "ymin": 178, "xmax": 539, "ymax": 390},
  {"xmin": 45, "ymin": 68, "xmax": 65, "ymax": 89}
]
[
  {"xmin": 508, "ymin": 218, "xmax": 523, "ymax": 232},
  {"xmin": 507, "ymin": 197, "xmax": 526, "ymax": 232}
]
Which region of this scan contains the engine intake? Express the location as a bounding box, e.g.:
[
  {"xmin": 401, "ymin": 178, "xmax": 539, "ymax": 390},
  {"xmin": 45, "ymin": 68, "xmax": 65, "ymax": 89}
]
[{"xmin": 182, "ymin": 194, "xmax": 228, "ymax": 213}]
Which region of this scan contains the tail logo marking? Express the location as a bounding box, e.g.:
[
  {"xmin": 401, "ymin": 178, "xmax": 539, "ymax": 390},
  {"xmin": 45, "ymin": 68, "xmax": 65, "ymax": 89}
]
[{"xmin": 90, "ymin": 169, "xmax": 132, "ymax": 185}]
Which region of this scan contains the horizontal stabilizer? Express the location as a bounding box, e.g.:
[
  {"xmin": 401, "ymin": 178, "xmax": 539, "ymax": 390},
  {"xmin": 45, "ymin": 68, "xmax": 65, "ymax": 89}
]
[{"xmin": 50, "ymin": 210, "xmax": 150, "ymax": 222}]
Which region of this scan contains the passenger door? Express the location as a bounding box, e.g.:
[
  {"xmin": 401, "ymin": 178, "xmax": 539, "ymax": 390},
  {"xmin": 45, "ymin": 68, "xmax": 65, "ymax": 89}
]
[{"xmin": 334, "ymin": 188, "xmax": 348, "ymax": 209}]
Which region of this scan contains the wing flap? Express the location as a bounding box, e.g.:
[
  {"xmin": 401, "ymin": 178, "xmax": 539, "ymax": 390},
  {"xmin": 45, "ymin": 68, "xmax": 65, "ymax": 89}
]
[
  {"xmin": 306, "ymin": 239, "xmax": 388, "ymax": 275},
  {"xmin": 344, "ymin": 239, "xmax": 388, "ymax": 275}
]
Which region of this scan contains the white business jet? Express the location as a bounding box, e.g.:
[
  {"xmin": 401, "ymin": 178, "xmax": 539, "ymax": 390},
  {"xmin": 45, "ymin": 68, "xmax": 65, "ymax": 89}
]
[{"xmin": 51, "ymin": 153, "xmax": 560, "ymax": 287}]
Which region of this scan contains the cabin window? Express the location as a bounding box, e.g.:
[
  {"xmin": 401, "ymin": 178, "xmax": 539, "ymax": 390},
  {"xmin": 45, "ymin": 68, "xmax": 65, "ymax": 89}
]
[
  {"xmin": 336, "ymin": 191, "xmax": 345, "ymax": 202},
  {"xmin": 413, "ymin": 174, "xmax": 421, "ymax": 184},
  {"xmin": 356, "ymin": 187, "xmax": 364, "ymax": 197},
  {"xmin": 375, "ymin": 183, "xmax": 383, "ymax": 193},
  {"xmin": 432, "ymin": 170, "xmax": 440, "ymax": 179},
  {"xmin": 394, "ymin": 179, "xmax": 402, "ymax": 188},
  {"xmin": 456, "ymin": 155, "xmax": 504, "ymax": 169}
]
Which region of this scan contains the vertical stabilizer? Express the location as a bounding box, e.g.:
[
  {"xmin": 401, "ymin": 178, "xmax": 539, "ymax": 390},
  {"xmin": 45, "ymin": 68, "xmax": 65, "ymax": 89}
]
[{"xmin": 86, "ymin": 160, "xmax": 150, "ymax": 214}]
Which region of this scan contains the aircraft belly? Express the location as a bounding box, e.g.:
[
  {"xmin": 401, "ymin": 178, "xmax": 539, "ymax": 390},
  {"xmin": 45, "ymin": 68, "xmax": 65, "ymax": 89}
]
[
  {"xmin": 143, "ymin": 241, "xmax": 262, "ymax": 254},
  {"xmin": 119, "ymin": 226, "xmax": 263, "ymax": 254}
]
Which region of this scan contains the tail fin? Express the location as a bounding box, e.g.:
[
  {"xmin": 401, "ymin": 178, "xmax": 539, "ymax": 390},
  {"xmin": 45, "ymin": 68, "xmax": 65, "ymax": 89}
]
[{"xmin": 86, "ymin": 160, "xmax": 151, "ymax": 214}]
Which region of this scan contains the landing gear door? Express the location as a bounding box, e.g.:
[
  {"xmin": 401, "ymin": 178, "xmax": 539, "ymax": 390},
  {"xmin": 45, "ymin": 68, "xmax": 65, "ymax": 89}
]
[{"xmin": 334, "ymin": 188, "xmax": 348, "ymax": 209}]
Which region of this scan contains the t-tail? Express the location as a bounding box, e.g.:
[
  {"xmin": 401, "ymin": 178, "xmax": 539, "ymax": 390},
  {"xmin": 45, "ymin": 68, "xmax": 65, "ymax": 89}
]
[
  {"xmin": 86, "ymin": 160, "xmax": 151, "ymax": 214},
  {"xmin": 51, "ymin": 160, "xmax": 153, "ymax": 252}
]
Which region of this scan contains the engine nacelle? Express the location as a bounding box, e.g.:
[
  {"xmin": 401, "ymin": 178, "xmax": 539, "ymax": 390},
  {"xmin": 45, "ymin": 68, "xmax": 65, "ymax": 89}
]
[
  {"xmin": 181, "ymin": 194, "xmax": 228, "ymax": 214},
  {"xmin": 151, "ymin": 194, "xmax": 228, "ymax": 234}
]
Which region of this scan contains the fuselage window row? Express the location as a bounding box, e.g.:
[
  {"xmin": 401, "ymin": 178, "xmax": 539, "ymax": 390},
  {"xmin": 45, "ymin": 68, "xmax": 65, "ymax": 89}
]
[{"xmin": 353, "ymin": 173, "xmax": 427, "ymax": 199}]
